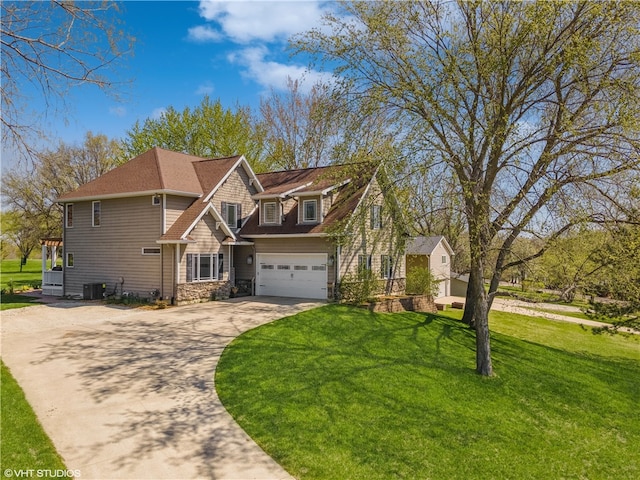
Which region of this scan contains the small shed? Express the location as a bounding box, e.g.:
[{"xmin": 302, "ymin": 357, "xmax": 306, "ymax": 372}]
[{"xmin": 406, "ymin": 236, "xmax": 455, "ymax": 299}]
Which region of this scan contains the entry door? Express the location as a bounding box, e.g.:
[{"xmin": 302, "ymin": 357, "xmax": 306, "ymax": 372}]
[{"xmin": 256, "ymin": 253, "xmax": 327, "ymax": 299}]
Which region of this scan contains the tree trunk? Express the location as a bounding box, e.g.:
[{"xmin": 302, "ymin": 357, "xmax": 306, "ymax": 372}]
[
  {"xmin": 461, "ymin": 268, "xmax": 478, "ymax": 327},
  {"xmin": 474, "ymin": 297, "xmax": 493, "ymax": 376},
  {"xmin": 469, "ymin": 261, "xmax": 494, "ymax": 376}
]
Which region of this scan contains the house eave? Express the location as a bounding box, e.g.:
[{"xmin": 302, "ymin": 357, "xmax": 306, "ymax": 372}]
[
  {"xmin": 57, "ymin": 189, "xmax": 201, "ymax": 203},
  {"xmin": 240, "ymin": 233, "xmax": 329, "ymax": 239}
]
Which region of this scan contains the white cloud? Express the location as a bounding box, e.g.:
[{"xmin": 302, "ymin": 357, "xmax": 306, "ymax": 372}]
[
  {"xmin": 229, "ymin": 46, "xmax": 333, "ymax": 93},
  {"xmin": 151, "ymin": 107, "xmax": 167, "ymax": 120},
  {"xmin": 109, "ymin": 106, "xmax": 127, "ymax": 117},
  {"xmin": 196, "ymin": 0, "xmax": 327, "ymax": 43},
  {"xmin": 195, "ymin": 82, "xmax": 215, "ymax": 96},
  {"xmin": 187, "ymin": 25, "xmax": 223, "ymax": 43}
]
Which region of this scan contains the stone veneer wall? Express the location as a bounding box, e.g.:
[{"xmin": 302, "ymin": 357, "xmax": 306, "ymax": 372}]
[
  {"xmin": 176, "ymin": 281, "xmax": 232, "ymax": 305},
  {"xmin": 365, "ymin": 294, "xmax": 437, "ymax": 314}
]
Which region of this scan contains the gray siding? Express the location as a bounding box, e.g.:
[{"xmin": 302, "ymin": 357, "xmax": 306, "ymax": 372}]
[
  {"xmin": 63, "ymin": 196, "xmax": 164, "ymax": 298},
  {"xmin": 165, "ymin": 195, "xmax": 196, "ymax": 232}
]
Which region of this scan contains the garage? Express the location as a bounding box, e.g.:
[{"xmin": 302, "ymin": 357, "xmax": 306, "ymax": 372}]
[{"xmin": 255, "ymin": 253, "xmax": 328, "ymax": 299}]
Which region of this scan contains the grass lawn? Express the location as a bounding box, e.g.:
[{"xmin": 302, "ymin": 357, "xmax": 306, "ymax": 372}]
[
  {"xmin": 1, "ymin": 259, "xmax": 45, "ymax": 310},
  {"xmin": 216, "ymin": 304, "xmax": 640, "ymax": 480},
  {"xmin": 1, "ymin": 361, "xmax": 68, "ymax": 477}
]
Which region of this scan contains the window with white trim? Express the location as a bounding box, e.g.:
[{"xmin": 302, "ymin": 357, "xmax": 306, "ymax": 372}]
[
  {"xmin": 226, "ymin": 203, "xmax": 237, "ymax": 229},
  {"xmin": 65, "ymin": 204, "xmax": 74, "ymax": 228},
  {"xmin": 186, "ymin": 253, "xmax": 222, "ymax": 282},
  {"xmin": 358, "ymin": 254, "xmax": 372, "ymax": 272},
  {"xmin": 92, "ymin": 201, "xmax": 101, "ymax": 227},
  {"xmin": 66, "ymin": 253, "xmax": 74, "ymax": 268},
  {"xmin": 303, "ymin": 199, "xmax": 318, "ymax": 223},
  {"xmin": 263, "ymin": 201, "xmax": 278, "ymax": 224},
  {"xmin": 442, "ymin": 255, "xmax": 448, "ymax": 264},
  {"xmin": 381, "ymin": 255, "xmax": 393, "ymax": 279}
]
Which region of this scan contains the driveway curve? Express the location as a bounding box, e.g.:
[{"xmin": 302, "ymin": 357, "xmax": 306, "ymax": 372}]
[{"xmin": 1, "ymin": 297, "xmax": 322, "ymax": 479}]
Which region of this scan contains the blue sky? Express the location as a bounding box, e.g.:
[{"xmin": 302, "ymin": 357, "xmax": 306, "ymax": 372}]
[{"xmin": 4, "ymin": 0, "xmax": 337, "ymax": 166}]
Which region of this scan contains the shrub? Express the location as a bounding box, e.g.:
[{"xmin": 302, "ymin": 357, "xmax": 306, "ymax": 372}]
[
  {"xmin": 339, "ymin": 269, "xmax": 379, "ymax": 304},
  {"xmin": 406, "ymin": 267, "xmax": 439, "ymax": 297}
]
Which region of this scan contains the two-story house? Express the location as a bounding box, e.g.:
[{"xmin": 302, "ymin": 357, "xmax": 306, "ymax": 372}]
[{"xmin": 55, "ymin": 147, "xmax": 406, "ymax": 304}]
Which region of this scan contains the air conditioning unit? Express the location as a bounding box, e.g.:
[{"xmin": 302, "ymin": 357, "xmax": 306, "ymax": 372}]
[{"xmin": 83, "ymin": 283, "xmax": 106, "ymax": 300}]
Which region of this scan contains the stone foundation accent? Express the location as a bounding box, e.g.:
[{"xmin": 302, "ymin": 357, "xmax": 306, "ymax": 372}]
[
  {"xmin": 365, "ymin": 294, "xmax": 437, "ymax": 314},
  {"xmin": 176, "ymin": 281, "xmax": 232, "ymax": 305}
]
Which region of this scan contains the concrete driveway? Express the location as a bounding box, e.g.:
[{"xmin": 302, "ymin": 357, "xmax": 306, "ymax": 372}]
[{"xmin": 1, "ymin": 297, "xmax": 322, "ymax": 479}]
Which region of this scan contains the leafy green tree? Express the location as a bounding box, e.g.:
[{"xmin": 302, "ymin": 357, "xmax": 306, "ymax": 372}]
[
  {"xmin": 2, "ymin": 132, "xmax": 123, "ymax": 239},
  {"xmin": 1, "ymin": 210, "xmax": 40, "ymax": 271},
  {"xmin": 121, "ymin": 96, "xmax": 268, "ymax": 170},
  {"xmin": 1, "ymin": 1, "xmax": 134, "ymax": 159},
  {"xmin": 296, "ymin": 1, "xmax": 640, "ymax": 375}
]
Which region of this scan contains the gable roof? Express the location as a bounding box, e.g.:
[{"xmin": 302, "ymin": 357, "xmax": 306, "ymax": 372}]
[
  {"xmin": 57, "ymin": 148, "xmax": 209, "ymax": 201},
  {"xmin": 239, "ymin": 163, "xmax": 375, "ymax": 237},
  {"xmin": 406, "ymin": 236, "xmax": 454, "ymax": 256}
]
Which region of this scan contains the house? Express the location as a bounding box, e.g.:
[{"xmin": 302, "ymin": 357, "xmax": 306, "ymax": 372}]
[
  {"xmin": 55, "ymin": 147, "xmax": 406, "ymax": 304},
  {"xmin": 406, "ymin": 236, "xmax": 454, "ymax": 298}
]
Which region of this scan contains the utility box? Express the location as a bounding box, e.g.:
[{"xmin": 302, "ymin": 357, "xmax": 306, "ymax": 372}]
[{"xmin": 83, "ymin": 283, "xmax": 106, "ymax": 300}]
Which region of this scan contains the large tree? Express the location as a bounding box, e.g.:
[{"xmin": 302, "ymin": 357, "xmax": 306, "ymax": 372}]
[
  {"xmin": 296, "ymin": 1, "xmax": 640, "ymax": 375},
  {"xmin": 2, "ymin": 132, "xmax": 123, "ymax": 240},
  {"xmin": 121, "ymin": 96, "xmax": 268, "ymax": 170},
  {"xmin": 260, "ymin": 78, "xmax": 342, "ymax": 170},
  {"xmin": 1, "ymin": 1, "xmax": 134, "ymax": 159}
]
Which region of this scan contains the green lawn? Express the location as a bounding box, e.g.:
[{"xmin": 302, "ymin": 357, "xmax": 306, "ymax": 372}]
[
  {"xmin": 1, "ymin": 361, "xmax": 68, "ymax": 477},
  {"xmin": 1, "ymin": 259, "xmax": 45, "ymax": 310},
  {"xmin": 216, "ymin": 304, "xmax": 640, "ymax": 480}
]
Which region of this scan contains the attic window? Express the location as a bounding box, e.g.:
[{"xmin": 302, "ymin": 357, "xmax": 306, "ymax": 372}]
[
  {"xmin": 303, "ymin": 199, "xmax": 318, "ymax": 223},
  {"xmin": 263, "ymin": 201, "xmax": 278, "ymax": 224},
  {"xmin": 152, "ymin": 195, "xmax": 161, "ymax": 206},
  {"xmin": 370, "ymin": 205, "xmax": 382, "ymax": 229}
]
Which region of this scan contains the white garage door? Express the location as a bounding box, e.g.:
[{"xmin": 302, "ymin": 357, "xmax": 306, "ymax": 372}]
[{"xmin": 256, "ymin": 253, "xmax": 328, "ymax": 299}]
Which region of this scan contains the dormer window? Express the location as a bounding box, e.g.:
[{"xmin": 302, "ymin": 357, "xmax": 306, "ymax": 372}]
[
  {"xmin": 263, "ymin": 201, "xmax": 278, "ymax": 224},
  {"xmin": 303, "ymin": 199, "xmax": 318, "ymax": 223}
]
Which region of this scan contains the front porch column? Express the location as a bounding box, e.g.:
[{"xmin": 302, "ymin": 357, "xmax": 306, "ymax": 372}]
[{"xmin": 42, "ymin": 244, "xmax": 47, "ymax": 275}]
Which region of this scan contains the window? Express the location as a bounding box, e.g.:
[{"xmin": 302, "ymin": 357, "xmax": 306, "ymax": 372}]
[
  {"xmin": 186, "ymin": 253, "xmax": 221, "ymax": 282},
  {"xmin": 92, "ymin": 201, "xmax": 101, "ymax": 227},
  {"xmin": 370, "ymin": 205, "xmax": 382, "ymax": 229},
  {"xmin": 226, "ymin": 203, "xmax": 237, "ymax": 229},
  {"xmin": 442, "ymin": 255, "xmax": 448, "ymax": 264},
  {"xmin": 303, "ymin": 199, "xmax": 318, "ymax": 223},
  {"xmin": 277, "ymin": 264, "xmax": 291, "ymax": 270},
  {"xmin": 65, "ymin": 204, "xmax": 73, "ymax": 228},
  {"xmin": 152, "ymin": 195, "xmax": 161, "ymax": 206},
  {"xmin": 142, "ymin": 247, "xmax": 161, "ymax": 255},
  {"xmin": 381, "ymin": 255, "xmax": 393, "ymax": 279},
  {"xmin": 218, "ymin": 253, "xmax": 224, "ymax": 278},
  {"xmin": 358, "ymin": 254, "xmax": 372, "ymax": 272},
  {"xmin": 263, "ymin": 201, "xmax": 277, "ymax": 224},
  {"xmin": 66, "ymin": 253, "xmax": 74, "ymax": 268},
  {"xmin": 312, "ymin": 265, "xmax": 326, "ymax": 271}
]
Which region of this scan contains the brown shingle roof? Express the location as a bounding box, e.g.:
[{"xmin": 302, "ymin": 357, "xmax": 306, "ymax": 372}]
[
  {"xmin": 239, "ymin": 164, "xmax": 374, "ymax": 237},
  {"xmin": 57, "ymin": 148, "xmax": 210, "ymax": 201}
]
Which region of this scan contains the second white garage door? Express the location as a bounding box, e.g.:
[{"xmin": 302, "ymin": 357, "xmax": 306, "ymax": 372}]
[{"xmin": 256, "ymin": 253, "xmax": 328, "ymax": 299}]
